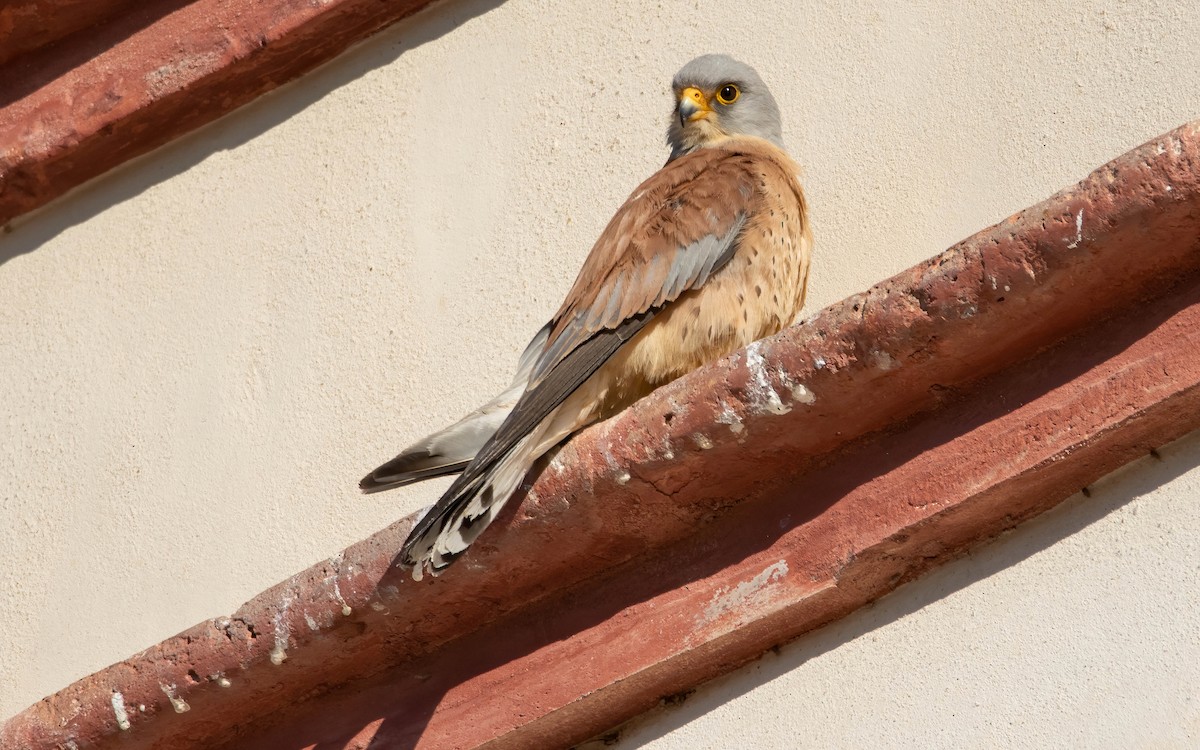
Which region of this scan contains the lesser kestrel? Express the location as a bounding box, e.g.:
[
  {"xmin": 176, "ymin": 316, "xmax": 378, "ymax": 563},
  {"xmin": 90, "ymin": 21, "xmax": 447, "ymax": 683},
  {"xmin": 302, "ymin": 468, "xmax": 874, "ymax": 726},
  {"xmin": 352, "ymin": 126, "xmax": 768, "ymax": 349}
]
[{"xmin": 362, "ymin": 54, "xmax": 812, "ymax": 580}]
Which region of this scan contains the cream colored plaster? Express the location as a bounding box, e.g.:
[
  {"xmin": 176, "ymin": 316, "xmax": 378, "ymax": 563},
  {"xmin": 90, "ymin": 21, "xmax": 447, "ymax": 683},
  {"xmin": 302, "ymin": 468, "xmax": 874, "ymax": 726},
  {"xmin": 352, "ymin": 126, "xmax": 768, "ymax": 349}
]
[
  {"xmin": 606, "ymin": 431, "xmax": 1200, "ymax": 748},
  {"xmin": 2, "ymin": 0, "xmax": 1199, "ymax": 721}
]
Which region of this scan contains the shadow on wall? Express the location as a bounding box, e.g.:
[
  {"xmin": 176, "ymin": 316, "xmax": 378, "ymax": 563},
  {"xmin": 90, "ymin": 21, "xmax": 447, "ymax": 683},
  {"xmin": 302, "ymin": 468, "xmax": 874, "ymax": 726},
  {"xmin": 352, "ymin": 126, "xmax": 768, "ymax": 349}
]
[
  {"xmin": 0, "ymin": 0, "xmax": 508, "ymax": 268},
  {"xmin": 589, "ymin": 431, "xmax": 1200, "ymax": 748}
]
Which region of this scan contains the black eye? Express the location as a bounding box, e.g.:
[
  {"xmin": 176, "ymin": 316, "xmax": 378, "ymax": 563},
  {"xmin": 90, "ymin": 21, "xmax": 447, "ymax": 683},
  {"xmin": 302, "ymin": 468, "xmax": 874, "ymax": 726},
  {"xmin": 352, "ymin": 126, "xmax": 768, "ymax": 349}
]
[{"xmin": 716, "ymin": 84, "xmax": 740, "ymax": 105}]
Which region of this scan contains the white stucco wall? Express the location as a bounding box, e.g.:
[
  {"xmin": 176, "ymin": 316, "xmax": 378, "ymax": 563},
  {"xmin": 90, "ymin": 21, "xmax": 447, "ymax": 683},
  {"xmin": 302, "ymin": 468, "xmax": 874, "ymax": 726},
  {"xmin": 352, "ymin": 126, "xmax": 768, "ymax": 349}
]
[
  {"xmin": 2, "ymin": 0, "xmax": 1198, "ymax": 728},
  {"xmin": 603, "ymin": 430, "xmax": 1200, "ymax": 748}
]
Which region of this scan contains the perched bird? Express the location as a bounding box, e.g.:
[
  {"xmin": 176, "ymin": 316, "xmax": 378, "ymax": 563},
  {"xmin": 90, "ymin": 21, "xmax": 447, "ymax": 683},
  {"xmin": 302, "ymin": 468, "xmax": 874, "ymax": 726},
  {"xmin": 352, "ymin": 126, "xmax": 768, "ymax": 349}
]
[{"xmin": 362, "ymin": 54, "xmax": 812, "ymax": 580}]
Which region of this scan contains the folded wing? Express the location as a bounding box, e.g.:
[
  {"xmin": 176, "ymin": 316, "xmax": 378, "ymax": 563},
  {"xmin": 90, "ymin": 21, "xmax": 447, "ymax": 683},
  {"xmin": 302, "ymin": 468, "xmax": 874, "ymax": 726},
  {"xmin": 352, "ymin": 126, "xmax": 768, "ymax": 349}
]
[{"xmin": 400, "ymin": 145, "xmax": 771, "ymax": 577}]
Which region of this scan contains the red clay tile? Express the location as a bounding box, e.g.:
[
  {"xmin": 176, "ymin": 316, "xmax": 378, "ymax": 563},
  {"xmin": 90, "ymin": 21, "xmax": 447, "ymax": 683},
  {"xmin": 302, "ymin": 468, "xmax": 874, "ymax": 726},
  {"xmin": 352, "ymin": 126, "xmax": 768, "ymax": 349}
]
[{"xmin": 0, "ymin": 0, "xmax": 438, "ymax": 225}]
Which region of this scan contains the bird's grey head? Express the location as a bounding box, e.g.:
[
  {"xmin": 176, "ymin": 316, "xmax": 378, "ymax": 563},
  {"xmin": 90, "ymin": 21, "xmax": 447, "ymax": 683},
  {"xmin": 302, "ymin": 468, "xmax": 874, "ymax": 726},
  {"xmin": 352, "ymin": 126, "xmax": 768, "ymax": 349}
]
[{"xmin": 666, "ymin": 54, "xmax": 785, "ymax": 161}]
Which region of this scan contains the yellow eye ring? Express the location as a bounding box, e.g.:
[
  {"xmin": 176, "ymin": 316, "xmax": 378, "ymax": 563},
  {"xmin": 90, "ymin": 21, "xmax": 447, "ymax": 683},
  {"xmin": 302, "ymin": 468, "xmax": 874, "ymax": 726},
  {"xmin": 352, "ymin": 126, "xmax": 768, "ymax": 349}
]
[{"xmin": 716, "ymin": 83, "xmax": 740, "ymax": 105}]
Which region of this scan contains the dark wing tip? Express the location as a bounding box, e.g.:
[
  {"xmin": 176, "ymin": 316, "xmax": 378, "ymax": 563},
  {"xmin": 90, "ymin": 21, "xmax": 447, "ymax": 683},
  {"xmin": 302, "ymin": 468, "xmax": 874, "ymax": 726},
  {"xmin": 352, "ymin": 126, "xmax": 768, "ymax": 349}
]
[
  {"xmin": 359, "ymin": 455, "xmax": 472, "ymax": 494},
  {"xmin": 360, "ymin": 455, "xmax": 415, "ymax": 494},
  {"xmin": 359, "ymin": 472, "xmax": 390, "ymax": 494}
]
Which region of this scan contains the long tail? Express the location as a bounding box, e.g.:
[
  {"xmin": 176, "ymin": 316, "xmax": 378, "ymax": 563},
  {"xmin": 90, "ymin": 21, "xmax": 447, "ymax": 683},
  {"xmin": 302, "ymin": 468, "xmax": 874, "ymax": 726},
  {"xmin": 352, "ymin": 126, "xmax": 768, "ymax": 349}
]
[
  {"xmin": 359, "ymin": 323, "xmax": 551, "ymax": 493},
  {"xmin": 400, "ymin": 381, "xmax": 594, "ymax": 579},
  {"xmin": 400, "ymin": 429, "xmax": 544, "ymax": 579},
  {"xmin": 396, "ymin": 313, "xmax": 649, "ymax": 578},
  {"xmin": 358, "ymin": 382, "xmax": 520, "ymax": 492}
]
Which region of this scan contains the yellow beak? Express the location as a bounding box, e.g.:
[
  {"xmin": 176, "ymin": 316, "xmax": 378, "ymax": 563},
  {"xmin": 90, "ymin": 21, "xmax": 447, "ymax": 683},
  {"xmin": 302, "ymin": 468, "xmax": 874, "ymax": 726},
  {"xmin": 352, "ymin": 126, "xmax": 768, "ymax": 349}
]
[{"xmin": 678, "ymin": 86, "xmax": 713, "ymax": 125}]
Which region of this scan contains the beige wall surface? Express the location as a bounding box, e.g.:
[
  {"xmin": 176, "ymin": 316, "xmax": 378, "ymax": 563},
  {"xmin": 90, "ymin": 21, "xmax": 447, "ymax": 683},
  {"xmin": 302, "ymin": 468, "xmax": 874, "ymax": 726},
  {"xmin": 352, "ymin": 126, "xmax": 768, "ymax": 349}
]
[
  {"xmin": 2, "ymin": 0, "xmax": 1198, "ymax": 724},
  {"xmin": 605, "ymin": 431, "xmax": 1200, "ymax": 749}
]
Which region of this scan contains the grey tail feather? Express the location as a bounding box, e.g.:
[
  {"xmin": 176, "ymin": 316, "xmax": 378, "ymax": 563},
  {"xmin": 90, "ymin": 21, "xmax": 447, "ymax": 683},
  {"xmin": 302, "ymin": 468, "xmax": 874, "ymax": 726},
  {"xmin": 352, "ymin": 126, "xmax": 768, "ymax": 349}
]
[
  {"xmin": 360, "ymin": 322, "xmax": 553, "ymax": 496},
  {"xmin": 400, "ymin": 432, "xmax": 537, "ymax": 579},
  {"xmin": 399, "ymin": 475, "xmax": 487, "ymax": 575},
  {"xmin": 399, "ymin": 312, "xmax": 656, "ymax": 577},
  {"xmin": 359, "ymin": 453, "xmax": 470, "ymax": 494}
]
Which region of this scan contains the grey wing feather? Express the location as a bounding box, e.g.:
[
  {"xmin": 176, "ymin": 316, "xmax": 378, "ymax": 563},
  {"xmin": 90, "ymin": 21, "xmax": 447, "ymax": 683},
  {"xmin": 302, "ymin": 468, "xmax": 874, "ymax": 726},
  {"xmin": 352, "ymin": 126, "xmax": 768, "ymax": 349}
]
[
  {"xmin": 402, "ymin": 217, "xmax": 747, "ymax": 572},
  {"xmin": 529, "ymin": 215, "xmax": 745, "ymax": 386},
  {"xmin": 359, "ymin": 322, "xmax": 551, "ymax": 493}
]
